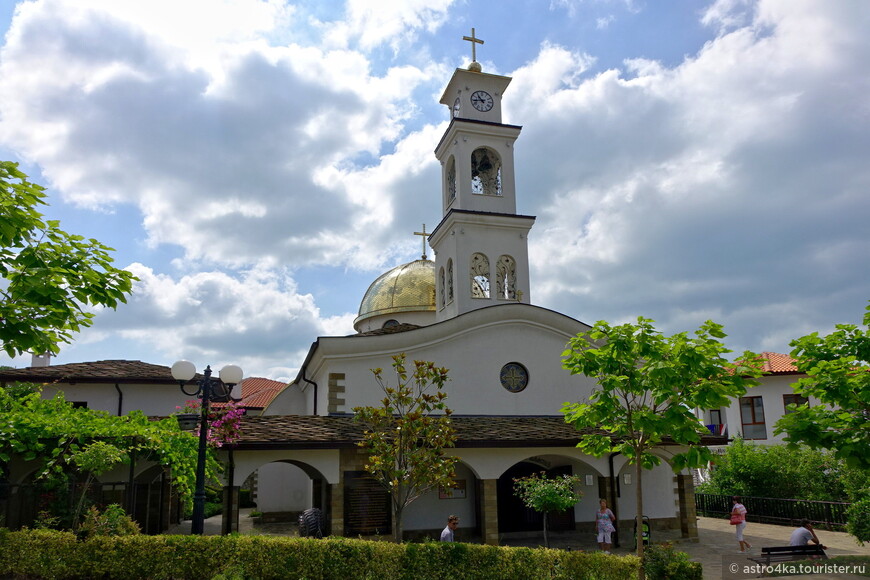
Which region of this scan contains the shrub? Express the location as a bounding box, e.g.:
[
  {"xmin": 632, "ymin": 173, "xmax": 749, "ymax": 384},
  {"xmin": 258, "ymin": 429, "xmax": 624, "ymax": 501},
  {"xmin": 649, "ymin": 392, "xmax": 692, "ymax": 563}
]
[
  {"xmin": 697, "ymin": 439, "xmax": 865, "ymax": 502},
  {"xmin": 643, "ymin": 543, "xmax": 702, "ymax": 580},
  {"xmin": 78, "ymin": 504, "xmax": 141, "ymax": 538},
  {"xmin": 183, "ymin": 486, "xmax": 223, "ymax": 519},
  {"xmin": 846, "ymin": 496, "xmax": 870, "ymax": 545},
  {"xmin": 0, "ymin": 530, "xmax": 647, "ymax": 580}
]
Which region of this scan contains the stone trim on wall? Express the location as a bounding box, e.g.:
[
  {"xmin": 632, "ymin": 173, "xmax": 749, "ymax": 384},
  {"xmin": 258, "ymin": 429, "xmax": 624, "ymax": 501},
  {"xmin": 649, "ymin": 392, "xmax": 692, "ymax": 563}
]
[{"xmin": 328, "ymin": 373, "xmax": 346, "ymax": 414}]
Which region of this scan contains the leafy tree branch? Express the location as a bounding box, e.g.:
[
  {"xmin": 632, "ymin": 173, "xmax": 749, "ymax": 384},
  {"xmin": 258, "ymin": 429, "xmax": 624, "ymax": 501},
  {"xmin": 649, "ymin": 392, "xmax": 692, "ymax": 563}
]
[{"xmin": 0, "ymin": 161, "xmax": 136, "ymax": 357}]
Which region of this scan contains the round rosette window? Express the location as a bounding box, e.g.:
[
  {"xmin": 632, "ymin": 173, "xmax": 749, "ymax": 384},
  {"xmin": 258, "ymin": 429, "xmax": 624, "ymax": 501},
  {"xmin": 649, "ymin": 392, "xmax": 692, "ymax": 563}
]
[{"xmin": 500, "ymin": 362, "xmax": 529, "ymax": 393}]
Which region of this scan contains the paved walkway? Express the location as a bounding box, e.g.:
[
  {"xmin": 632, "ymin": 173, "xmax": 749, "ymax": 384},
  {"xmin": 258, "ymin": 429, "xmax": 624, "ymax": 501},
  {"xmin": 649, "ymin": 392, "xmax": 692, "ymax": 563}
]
[{"xmin": 169, "ymin": 513, "xmax": 870, "ymax": 579}]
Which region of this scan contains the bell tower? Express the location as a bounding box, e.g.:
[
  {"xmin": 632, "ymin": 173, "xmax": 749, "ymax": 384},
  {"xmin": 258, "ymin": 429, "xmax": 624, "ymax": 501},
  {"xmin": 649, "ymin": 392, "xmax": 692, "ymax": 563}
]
[{"xmin": 429, "ymin": 30, "xmax": 535, "ymax": 322}]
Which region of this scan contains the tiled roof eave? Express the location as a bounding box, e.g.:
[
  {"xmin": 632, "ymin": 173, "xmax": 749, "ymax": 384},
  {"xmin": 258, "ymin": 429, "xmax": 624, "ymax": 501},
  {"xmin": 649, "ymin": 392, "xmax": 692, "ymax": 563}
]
[
  {"xmin": 230, "ymin": 441, "xmax": 360, "ymax": 451},
  {"xmin": 231, "ymin": 415, "xmax": 730, "ymax": 449}
]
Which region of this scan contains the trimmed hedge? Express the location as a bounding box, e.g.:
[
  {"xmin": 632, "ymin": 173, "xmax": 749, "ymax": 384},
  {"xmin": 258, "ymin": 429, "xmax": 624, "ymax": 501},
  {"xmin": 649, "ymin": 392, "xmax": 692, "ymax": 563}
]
[{"xmin": 0, "ymin": 528, "xmax": 642, "ymax": 580}]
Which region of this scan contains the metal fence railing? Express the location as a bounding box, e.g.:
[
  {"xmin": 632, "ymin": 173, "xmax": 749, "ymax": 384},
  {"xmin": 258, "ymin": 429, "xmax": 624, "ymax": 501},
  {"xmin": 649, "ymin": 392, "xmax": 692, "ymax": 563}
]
[
  {"xmin": 695, "ymin": 493, "xmax": 850, "ymax": 531},
  {"xmin": 0, "ymin": 480, "xmax": 182, "ymax": 534}
]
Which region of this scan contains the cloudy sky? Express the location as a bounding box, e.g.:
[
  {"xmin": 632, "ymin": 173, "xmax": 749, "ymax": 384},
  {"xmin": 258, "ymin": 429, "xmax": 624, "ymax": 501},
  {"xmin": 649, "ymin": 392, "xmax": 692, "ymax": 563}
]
[{"xmin": 1, "ymin": 0, "xmax": 867, "ymax": 381}]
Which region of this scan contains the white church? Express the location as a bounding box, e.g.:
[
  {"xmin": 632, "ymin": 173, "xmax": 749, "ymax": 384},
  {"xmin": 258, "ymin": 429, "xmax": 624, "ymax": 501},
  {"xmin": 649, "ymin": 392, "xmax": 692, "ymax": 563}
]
[
  {"xmin": 0, "ymin": 43, "xmax": 721, "ymax": 544},
  {"xmin": 232, "ymin": 50, "xmax": 711, "ymax": 544}
]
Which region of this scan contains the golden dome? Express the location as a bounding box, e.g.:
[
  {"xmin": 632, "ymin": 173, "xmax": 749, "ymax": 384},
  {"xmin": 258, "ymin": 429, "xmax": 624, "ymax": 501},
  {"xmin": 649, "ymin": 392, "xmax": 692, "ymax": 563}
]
[{"xmin": 355, "ymin": 259, "xmax": 436, "ymax": 327}]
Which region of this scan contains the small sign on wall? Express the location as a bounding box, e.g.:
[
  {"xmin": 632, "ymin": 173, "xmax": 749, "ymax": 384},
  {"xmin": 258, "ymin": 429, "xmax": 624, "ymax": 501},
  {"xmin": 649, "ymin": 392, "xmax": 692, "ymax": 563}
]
[
  {"xmin": 439, "ymin": 479, "xmax": 466, "ymax": 499},
  {"xmin": 585, "ymin": 474, "xmax": 594, "ymax": 486}
]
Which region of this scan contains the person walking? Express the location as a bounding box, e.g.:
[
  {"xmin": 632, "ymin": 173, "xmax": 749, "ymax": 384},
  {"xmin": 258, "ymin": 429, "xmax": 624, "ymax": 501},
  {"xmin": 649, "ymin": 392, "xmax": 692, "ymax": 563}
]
[
  {"xmin": 731, "ymin": 496, "xmax": 752, "ymax": 552},
  {"xmin": 440, "ymin": 515, "xmax": 459, "ymax": 542},
  {"xmin": 596, "ymin": 498, "xmax": 616, "ymax": 554}
]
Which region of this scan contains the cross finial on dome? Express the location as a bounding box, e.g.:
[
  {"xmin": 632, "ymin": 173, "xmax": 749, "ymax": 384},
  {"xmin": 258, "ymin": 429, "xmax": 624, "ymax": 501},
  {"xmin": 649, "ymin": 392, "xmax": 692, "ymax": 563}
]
[{"xmin": 413, "ymin": 224, "xmax": 429, "ymax": 260}]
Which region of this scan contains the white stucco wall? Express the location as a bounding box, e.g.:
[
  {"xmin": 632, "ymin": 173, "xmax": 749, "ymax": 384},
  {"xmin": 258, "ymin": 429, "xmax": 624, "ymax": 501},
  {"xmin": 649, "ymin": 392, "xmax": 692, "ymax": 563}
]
[
  {"xmin": 230, "ymin": 449, "xmax": 340, "ymax": 485},
  {"xmin": 614, "ymin": 461, "xmax": 678, "ymax": 521},
  {"xmin": 40, "ymin": 382, "xmax": 191, "ymax": 416},
  {"xmin": 306, "ymin": 304, "xmax": 597, "ymax": 417},
  {"xmin": 405, "ymin": 462, "xmax": 478, "ymax": 530},
  {"xmin": 714, "ymin": 374, "xmax": 815, "ymax": 445},
  {"xmin": 263, "ymin": 382, "xmax": 309, "ymax": 415},
  {"xmin": 254, "ymin": 462, "xmax": 313, "ymax": 513}
]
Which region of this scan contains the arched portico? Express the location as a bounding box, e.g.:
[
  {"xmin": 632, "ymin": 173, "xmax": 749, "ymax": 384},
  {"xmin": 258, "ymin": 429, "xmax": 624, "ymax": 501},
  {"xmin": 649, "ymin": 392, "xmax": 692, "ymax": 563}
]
[
  {"xmin": 495, "ymin": 454, "xmax": 604, "ymax": 535},
  {"xmin": 404, "ymin": 460, "xmax": 479, "ymax": 540},
  {"xmin": 219, "ymin": 448, "xmax": 339, "ymax": 534},
  {"xmin": 450, "ymin": 447, "xmax": 609, "ymax": 544}
]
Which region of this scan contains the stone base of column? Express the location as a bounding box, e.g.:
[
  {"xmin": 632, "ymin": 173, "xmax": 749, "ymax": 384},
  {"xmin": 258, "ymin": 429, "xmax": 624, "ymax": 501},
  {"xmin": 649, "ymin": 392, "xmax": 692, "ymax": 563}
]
[
  {"xmin": 677, "ymin": 474, "xmax": 698, "ymax": 539},
  {"xmin": 480, "ymin": 479, "xmax": 499, "ymax": 545}
]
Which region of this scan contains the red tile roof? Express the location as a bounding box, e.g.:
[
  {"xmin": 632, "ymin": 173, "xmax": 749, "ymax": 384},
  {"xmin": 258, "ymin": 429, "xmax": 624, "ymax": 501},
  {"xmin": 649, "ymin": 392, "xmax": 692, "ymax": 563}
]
[
  {"xmin": 237, "ymin": 377, "xmax": 286, "ymax": 409},
  {"xmin": 758, "ymin": 352, "xmax": 800, "ymax": 374}
]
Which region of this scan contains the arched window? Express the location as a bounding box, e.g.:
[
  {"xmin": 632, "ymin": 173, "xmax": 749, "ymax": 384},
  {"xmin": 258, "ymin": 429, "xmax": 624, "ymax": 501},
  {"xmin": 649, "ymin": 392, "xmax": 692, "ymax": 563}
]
[
  {"xmin": 446, "ymin": 156, "xmax": 456, "ymax": 204},
  {"xmin": 470, "ymin": 147, "xmax": 502, "ymax": 196},
  {"xmin": 446, "ymin": 259, "xmax": 454, "ymax": 303},
  {"xmin": 496, "ymin": 255, "xmax": 517, "ymax": 300},
  {"xmin": 470, "ymin": 253, "xmax": 490, "ymax": 299},
  {"xmin": 439, "ymin": 267, "xmax": 445, "ymax": 308}
]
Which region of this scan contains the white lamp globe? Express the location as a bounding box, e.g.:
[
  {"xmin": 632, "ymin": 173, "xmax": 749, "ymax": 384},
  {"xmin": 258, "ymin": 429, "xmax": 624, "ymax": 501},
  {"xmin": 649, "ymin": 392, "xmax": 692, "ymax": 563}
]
[
  {"xmin": 219, "ymin": 364, "xmax": 243, "ymax": 385},
  {"xmin": 171, "ymin": 360, "xmax": 196, "ymax": 382}
]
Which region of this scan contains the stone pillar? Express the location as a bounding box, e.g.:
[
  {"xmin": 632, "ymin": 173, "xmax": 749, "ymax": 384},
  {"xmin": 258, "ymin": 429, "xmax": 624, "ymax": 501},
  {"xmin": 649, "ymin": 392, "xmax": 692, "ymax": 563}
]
[
  {"xmin": 480, "ymin": 479, "xmax": 499, "ymax": 545},
  {"xmin": 221, "ymin": 486, "xmax": 239, "ymax": 534},
  {"xmin": 330, "ymin": 481, "xmax": 344, "ymax": 537},
  {"xmin": 677, "ymin": 474, "xmax": 698, "ymax": 539}
]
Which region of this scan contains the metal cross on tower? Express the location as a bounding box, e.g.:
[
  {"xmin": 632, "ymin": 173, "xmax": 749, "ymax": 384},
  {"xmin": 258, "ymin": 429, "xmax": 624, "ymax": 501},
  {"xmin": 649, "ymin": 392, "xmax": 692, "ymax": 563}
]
[
  {"xmin": 413, "ymin": 224, "xmax": 429, "ymax": 260},
  {"xmin": 462, "ymin": 28, "xmax": 484, "ymax": 62}
]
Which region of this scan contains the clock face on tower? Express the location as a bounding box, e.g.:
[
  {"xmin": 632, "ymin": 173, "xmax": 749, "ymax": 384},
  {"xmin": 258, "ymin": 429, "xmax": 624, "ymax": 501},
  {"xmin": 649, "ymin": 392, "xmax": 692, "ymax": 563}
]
[{"xmin": 470, "ymin": 90, "xmax": 493, "ymax": 112}]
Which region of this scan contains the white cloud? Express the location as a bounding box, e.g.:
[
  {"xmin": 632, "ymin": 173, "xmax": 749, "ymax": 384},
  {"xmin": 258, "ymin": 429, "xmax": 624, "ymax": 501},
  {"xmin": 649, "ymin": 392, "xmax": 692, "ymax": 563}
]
[
  {"xmin": 0, "ymin": 0, "xmax": 868, "ymax": 376},
  {"xmin": 596, "ymin": 16, "xmax": 615, "ymax": 29},
  {"xmin": 0, "ymin": 0, "xmax": 443, "ymax": 273},
  {"xmin": 89, "ymin": 263, "xmax": 354, "ymax": 376},
  {"xmin": 513, "ymin": 1, "xmax": 870, "ymax": 352},
  {"xmin": 323, "ymin": 0, "xmax": 455, "ymax": 52}
]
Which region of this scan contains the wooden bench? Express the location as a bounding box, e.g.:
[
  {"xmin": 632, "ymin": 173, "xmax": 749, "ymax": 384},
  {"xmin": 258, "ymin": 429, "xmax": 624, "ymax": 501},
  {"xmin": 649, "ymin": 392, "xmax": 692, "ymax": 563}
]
[{"xmin": 750, "ymin": 544, "xmax": 828, "ymax": 565}]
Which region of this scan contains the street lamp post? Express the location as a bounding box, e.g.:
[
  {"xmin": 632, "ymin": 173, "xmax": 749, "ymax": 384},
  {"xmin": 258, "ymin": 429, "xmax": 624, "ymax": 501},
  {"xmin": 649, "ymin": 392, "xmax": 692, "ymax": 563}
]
[{"xmin": 171, "ymin": 360, "xmax": 243, "ymax": 535}]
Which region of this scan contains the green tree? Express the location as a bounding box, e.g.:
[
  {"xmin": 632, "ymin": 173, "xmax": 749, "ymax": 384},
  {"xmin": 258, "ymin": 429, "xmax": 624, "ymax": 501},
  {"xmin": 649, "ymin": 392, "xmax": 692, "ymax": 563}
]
[
  {"xmin": 775, "ymin": 303, "xmax": 870, "ymax": 471},
  {"xmin": 513, "ymin": 471, "xmax": 584, "ymax": 548},
  {"xmin": 353, "ymin": 354, "xmax": 458, "ymax": 543},
  {"xmin": 562, "ymin": 317, "xmax": 761, "ymax": 562},
  {"xmin": 696, "ymin": 438, "xmax": 866, "ymax": 502},
  {"xmin": 846, "ymin": 497, "xmax": 870, "ymax": 544},
  {"xmin": 696, "ymin": 438, "xmax": 870, "ymax": 544},
  {"xmin": 0, "ymin": 387, "xmax": 209, "ymax": 525},
  {"xmin": 0, "ymin": 161, "xmax": 136, "ymax": 358}
]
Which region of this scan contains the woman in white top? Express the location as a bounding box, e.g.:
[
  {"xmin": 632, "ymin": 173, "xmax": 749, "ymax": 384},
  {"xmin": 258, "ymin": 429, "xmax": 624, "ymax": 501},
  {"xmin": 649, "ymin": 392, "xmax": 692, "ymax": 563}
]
[{"xmin": 731, "ymin": 496, "xmax": 752, "ymax": 552}]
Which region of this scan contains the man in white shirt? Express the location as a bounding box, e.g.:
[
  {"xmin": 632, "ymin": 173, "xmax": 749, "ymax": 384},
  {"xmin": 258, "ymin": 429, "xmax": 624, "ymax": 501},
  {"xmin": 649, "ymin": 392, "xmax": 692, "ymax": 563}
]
[
  {"xmin": 789, "ymin": 519, "xmax": 826, "ymax": 549},
  {"xmin": 440, "ymin": 515, "xmax": 459, "ymax": 542}
]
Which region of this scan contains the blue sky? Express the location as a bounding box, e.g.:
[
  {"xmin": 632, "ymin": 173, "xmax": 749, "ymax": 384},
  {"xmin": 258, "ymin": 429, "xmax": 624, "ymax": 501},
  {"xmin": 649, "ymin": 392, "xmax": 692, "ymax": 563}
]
[{"xmin": 1, "ymin": 0, "xmax": 868, "ymax": 381}]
